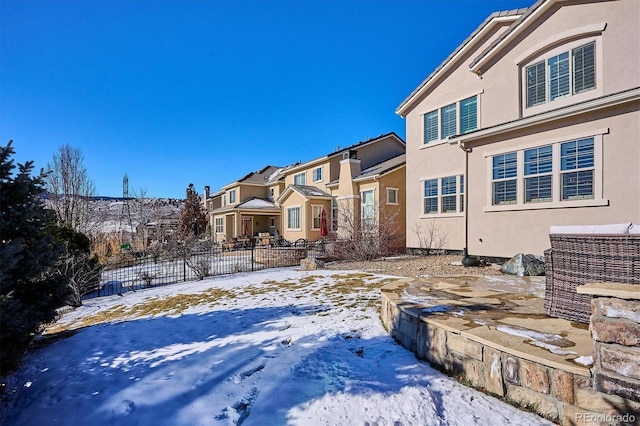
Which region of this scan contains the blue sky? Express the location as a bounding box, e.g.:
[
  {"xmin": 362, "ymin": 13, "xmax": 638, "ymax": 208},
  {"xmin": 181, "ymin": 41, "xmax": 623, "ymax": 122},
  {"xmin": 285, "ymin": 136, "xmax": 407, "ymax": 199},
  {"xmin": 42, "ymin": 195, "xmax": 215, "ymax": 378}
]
[{"xmin": 1, "ymin": 0, "xmax": 532, "ymax": 199}]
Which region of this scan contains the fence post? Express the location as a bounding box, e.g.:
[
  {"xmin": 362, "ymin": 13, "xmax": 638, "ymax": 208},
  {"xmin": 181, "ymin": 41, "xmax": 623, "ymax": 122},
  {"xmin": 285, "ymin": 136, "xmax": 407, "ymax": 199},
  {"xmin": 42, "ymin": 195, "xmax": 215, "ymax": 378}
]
[
  {"xmin": 251, "ymin": 244, "xmax": 255, "ymax": 272},
  {"xmin": 183, "ymin": 256, "xmax": 187, "ymax": 282}
]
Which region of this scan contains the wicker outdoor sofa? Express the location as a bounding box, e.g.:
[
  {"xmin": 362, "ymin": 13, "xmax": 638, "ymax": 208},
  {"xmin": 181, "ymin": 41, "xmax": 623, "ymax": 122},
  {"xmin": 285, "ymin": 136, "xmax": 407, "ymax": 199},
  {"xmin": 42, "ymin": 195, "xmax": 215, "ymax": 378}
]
[{"xmin": 543, "ymin": 223, "xmax": 640, "ymax": 323}]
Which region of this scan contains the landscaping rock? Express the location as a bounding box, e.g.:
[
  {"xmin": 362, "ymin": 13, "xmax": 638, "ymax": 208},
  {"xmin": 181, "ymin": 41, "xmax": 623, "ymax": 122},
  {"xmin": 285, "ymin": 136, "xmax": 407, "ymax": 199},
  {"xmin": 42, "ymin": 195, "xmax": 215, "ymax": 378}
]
[
  {"xmin": 300, "ymin": 257, "xmax": 325, "ymax": 271},
  {"xmin": 500, "ymin": 253, "xmax": 545, "ymax": 276}
]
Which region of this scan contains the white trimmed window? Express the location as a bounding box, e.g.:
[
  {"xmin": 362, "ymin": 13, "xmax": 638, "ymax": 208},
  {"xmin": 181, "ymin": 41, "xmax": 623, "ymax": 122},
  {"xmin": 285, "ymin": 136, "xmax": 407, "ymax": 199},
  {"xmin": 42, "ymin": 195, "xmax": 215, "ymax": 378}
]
[
  {"xmin": 229, "ymin": 190, "xmax": 236, "ymax": 204},
  {"xmin": 311, "ymin": 205, "xmax": 323, "ymax": 230},
  {"xmin": 526, "ymin": 42, "xmax": 595, "ymax": 108},
  {"xmin": 488, "ymin": 135, "xmax": 600, "ymax": 210},
  {"xmin": 424, "ymin": 110, "xmax": 438, "ymax": 143},
  {"xmin": 386, "ymin": 188, "xmax": 399, "ymax": 205},
  {"xmin": 440, "ymin": 103, "xmax": 457, "ymax": 139},
  {"xmin": 312, "ymin": 167, "xmax": 323, "ymax": 182},
  {"xmin": 294, "ymin": 172, "xmax": 306, "ymax": 185},
  {"xmin": 331, "ymin": 196, "xmax": 338, "ymax": 231},
  {"xmin": 561, "ymin": 138, "xmax": 594, "ymax": 200},
  {"xmin": 492, "ymin": 152, "xmax": 517, "ymax": 205},
  {"xmin": 361, "ymin": 190, "xmax": 375, "ymax": 229},
  {"xmin": 524, "ymin": 145, "xmax": 552, "ymax": 203},
  {"xmin": 287, "ymin": 206, "xmax": 301, "ymax": 230},
  {"xmin": 215, "ymin": 217, "xmax": 223, "ymax": 233},
  {"xmin": 423, "ymin": 95, "xmax": 478, "ymax": 144},
  {"xmin": 423, "ymin": 175, "xmax": 464, "ymax": 215}
]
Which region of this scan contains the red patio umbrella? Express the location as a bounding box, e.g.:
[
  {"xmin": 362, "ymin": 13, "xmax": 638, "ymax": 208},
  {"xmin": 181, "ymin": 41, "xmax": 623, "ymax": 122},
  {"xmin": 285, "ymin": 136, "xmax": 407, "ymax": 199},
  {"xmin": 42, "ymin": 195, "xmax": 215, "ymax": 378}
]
[
  {"xmin": 320, "ymin": 208, "xmax": 329, "ymax": 237},
  {"xmin": 242, "ymin": 218, "xmax": 249, "ymax": 236}
]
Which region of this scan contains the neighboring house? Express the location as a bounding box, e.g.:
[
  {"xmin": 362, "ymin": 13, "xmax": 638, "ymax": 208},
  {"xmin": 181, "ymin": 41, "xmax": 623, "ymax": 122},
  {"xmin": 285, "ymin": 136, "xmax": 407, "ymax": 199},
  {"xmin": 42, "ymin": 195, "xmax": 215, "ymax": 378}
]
[
  {"xmin": 205, "ymin": 165, "xmax": 294, "ymax": 243},
  {"xmin": 397, "ymin": 0, "xmax": 639, "ymax": 258},
  {"xmin": 204, "ymin": 132, "xmax": 407, "ymax": 246},
  {"xmin": 277, "ymin": 132, "xmax": 405, "ymax": 244}
]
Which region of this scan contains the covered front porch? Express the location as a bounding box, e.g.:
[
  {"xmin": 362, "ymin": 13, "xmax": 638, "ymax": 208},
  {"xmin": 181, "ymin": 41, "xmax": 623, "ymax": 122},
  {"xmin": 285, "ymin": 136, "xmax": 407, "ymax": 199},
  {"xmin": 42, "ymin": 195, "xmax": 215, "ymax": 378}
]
[{"xmin": 211, "ymin": 198, "xmax": 281, "ymax": 245}]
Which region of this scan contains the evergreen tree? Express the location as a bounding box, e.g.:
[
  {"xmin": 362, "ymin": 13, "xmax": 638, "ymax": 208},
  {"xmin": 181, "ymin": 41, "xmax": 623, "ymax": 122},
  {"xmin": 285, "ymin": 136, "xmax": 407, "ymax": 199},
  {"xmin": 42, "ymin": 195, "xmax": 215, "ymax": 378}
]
[
  {"xmin": 0, "ymin": 141, "xmax": 69, "ymax": 375},
  {"xmin": 177, "ymin": 184, "xmax": 208, "ymax": 240}
]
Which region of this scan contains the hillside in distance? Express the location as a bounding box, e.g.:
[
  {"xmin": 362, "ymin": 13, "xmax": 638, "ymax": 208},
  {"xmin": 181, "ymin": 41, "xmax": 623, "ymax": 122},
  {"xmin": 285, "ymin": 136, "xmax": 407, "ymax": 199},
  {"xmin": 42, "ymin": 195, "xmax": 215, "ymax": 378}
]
[{"xmin": 87, "ymin": 197, "xmax": 184, "ymax": 234}]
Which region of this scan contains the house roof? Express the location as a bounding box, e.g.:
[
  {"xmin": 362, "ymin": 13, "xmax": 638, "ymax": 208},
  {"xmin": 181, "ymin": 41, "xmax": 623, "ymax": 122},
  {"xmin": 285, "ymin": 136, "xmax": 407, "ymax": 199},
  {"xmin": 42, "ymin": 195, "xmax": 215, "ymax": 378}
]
[
  {"xmin": 396, "ymin": 7, "xmax": 526, "ymax": 117},
  {"xmin": 235, "ymin": 197, "xmax": 280, "ymax": 210},
  {"xmin": 221, "ymin": 163, "xmax": 299, "ymax": 190},
  {"xmin": 212, "ymin": 197, "xmax": 280, "ymax": 214},
  {"xmin": 354, "ymin": 153, "xmax": 406, "ymax": 182},
  {"xmin": 469, "ymin": 0, "xmax": 559, "ymax": 73},
  {"xmin": 277, "ymin": 185, "xmax": 332, "ymax": 203},
  {"xmin": 326, "ymin": 153, "xmax": 406, "ymax": 187},
  {"xmin": 324, "ymin": 132, "xmax": 405, "ymax": 158},
  {"xmin": 285, "ymin": 132, "xmax": 406, "ymax": 174}
]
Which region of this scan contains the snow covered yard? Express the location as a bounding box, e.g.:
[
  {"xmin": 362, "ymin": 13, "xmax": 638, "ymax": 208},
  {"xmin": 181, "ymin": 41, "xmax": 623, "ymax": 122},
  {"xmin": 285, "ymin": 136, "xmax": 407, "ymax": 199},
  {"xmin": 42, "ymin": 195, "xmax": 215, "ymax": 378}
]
[{"xmin": 0, "ymin": 268, "xmax": 553, "ymax": 426}]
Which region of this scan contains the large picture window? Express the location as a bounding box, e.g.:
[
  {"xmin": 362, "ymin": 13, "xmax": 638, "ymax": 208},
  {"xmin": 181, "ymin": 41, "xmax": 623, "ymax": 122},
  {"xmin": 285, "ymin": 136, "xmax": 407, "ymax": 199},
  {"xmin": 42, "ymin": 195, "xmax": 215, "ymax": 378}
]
[
  {"xmin": 489, "ymin": 135, "xmax": 600, "ymax": 209},
  {"xmin": 525, "ymin": 42, "xmax": 596, "ymax": 108}
]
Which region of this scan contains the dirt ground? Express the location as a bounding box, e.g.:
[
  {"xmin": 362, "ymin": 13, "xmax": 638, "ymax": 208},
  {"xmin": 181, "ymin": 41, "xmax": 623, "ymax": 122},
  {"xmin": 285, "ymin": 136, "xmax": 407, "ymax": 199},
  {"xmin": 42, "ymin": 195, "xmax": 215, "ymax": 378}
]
[{"xmin": 324, "ymin": 254, "xmax": 502, "ymax": 278}]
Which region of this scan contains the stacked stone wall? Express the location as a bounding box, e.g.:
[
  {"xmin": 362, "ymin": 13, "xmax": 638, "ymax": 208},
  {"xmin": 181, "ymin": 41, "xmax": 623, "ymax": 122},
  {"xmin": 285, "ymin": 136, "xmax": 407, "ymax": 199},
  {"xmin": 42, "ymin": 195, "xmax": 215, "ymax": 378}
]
[{"xmin": 381, "ymin": 285, "xmax": 640, "ymax": 425}]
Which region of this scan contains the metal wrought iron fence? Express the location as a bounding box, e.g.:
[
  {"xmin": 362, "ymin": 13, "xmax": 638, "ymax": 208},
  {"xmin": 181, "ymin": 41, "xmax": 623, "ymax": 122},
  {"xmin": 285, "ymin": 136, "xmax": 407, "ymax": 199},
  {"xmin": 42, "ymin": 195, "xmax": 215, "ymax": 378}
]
[{"xmin": 83, "ymin": 240, "xmax": 328, "ymax": 300}]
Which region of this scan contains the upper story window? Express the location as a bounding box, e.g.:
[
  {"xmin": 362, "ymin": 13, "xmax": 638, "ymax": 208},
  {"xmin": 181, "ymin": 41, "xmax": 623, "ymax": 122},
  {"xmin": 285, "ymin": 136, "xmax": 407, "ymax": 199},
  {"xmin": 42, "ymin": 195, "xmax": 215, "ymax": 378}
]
[
  {"xmin": 294, "ymin": 172, "xmax": 306, "ymax": 185},
  {"xmin": 424, "ymin": 95, "xmax": 478, "ymax": 144},
  {"xmin": 440, "ymin": 104, "xmax": 457, "ymax": 139},
  {"xmin": 229, "ymin": 189, "xmax": 236, "ymax": 204},
  {"xmin": 526, "ymin": 42, "xmax": 595, "ymax": 108},
  {"xmin": 312, "ymin": 167, "xmax": 323, "ymax": 182},
  {"xmin": 269, "ymin": 187, "xmax": 275, "ymax": 200}
]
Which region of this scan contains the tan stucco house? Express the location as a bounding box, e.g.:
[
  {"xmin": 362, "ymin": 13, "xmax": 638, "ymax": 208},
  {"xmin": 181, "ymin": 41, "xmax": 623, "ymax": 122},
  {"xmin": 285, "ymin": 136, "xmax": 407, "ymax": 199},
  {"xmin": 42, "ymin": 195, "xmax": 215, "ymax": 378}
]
[
  {"xmin": 205, "ymin": 132, "xmax": 407, "ymax": 246},
  {"xmin": 205, "ymin": 165, "xmax": 295, "ymax": 244},
  {"xmin": 398, "ymin": 0, "xmax": 639, "ymax": 258}
]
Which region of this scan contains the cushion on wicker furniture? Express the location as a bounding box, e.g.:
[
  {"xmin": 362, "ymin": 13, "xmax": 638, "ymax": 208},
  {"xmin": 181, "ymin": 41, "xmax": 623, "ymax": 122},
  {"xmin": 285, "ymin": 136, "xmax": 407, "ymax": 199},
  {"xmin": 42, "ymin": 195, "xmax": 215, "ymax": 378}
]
[
  {"xmin": 544, "ymin": 230, "xmax": 640, "ymax": 323},
  {"xmin": 549, "ymin": 223, "xmax": 632, "ymax": 235}
]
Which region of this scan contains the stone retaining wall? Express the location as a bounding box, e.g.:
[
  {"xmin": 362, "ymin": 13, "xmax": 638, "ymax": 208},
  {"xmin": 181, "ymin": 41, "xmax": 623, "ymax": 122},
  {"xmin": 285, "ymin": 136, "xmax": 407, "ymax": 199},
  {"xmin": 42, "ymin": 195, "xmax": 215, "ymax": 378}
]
[{"xmin": 381, "ymin": 285, "xmax": 640, "ymax": 425}]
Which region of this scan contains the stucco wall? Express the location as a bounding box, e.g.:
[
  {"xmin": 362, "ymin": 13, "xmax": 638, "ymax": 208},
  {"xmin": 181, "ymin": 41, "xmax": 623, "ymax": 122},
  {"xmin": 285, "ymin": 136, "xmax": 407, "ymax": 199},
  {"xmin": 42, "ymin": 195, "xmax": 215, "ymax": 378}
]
[{"xmin": 403, "ymin": 0, "xmax": 639, "ymax": 257}]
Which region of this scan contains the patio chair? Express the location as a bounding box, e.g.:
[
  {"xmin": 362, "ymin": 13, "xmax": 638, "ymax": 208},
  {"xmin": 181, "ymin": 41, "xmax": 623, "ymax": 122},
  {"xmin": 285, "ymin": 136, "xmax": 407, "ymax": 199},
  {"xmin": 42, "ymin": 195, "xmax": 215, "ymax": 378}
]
[{"xmin": 543, "ymin": 223, "xmax": 640, "ymax": 323}]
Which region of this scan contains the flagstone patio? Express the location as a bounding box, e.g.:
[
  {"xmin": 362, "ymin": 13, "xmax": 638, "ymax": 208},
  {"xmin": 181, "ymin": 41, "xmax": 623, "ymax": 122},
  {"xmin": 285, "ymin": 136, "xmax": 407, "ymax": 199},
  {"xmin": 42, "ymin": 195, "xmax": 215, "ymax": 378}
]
[{"xmin": 379, "ymin": 274, "xmax": 622, "ymax": 424}]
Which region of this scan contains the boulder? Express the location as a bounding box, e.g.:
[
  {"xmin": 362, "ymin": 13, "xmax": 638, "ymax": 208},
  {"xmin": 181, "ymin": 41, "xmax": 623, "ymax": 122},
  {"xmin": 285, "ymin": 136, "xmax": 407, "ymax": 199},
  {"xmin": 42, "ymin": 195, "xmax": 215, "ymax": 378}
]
[
  {"xmin": 300, "ymin": 257, "xmax": 325, "ymax": 271},
  {"xmin": 500, "ymin": 253, "xmax": 545, "ymax": 276}
]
